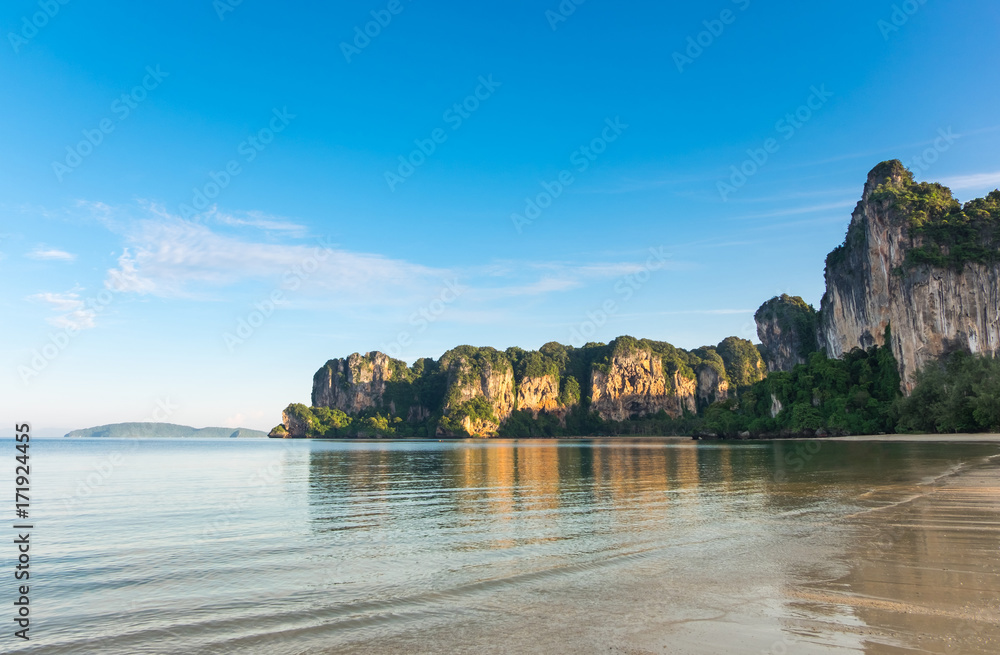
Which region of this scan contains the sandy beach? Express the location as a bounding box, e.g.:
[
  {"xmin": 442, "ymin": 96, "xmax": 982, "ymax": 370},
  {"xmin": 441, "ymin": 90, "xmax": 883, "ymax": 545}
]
[{"xmin": 792, "ymin": 446, "xmax": 1000, "ymax": 654}]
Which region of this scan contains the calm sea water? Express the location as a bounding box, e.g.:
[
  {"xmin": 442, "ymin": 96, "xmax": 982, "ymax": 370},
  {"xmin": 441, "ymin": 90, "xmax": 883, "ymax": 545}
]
[{"xmin": 2, "ymin": 438, "xmax": 998, "ymax": 654}]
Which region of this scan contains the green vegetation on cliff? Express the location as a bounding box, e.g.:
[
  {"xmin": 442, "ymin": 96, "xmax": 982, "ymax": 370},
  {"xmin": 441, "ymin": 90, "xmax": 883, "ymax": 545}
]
[
  {"xmin": 716, "ymin": 336, "xmax": 766, "ymax": 389},
  {"xmin": 754, "ymin": 294, "xmax": 820, "ymax": 363},
  {"xmin": 864, "ymin": 161, "xmax": 1000, "ymax": 270},
  {"xmin": 282, "ymin": 337, "xmax": 1000, "ymax": 439},
  {"xmin": 702, "ymin": 330, "xmax": 901, "ymax": 437},
  {"xmin": 383, "ymin": 357, "xmax": 447, "ymax": 420},
  {"xmin": 281, "ymin": 334, "xmax": 769, "ymax": 439},
  {"xmin": 282, "ymin": 402, "xmax": 428, "ymax": 439}
]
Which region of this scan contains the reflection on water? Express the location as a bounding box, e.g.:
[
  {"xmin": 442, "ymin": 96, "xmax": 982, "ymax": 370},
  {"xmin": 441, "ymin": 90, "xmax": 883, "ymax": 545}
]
[{"xmin": 8, "ymin": 438, "xmax": 1000, "ymax": 654}]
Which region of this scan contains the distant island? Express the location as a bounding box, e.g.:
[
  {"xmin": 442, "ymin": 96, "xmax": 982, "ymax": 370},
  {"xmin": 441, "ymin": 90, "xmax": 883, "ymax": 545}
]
[
  {"xmin": 66, "ymin": 423, "xmax": 268, "ymax": 439},
  {"xmin": 272, "ymin": 161, "xmax": 1000, "ymax": 440}
]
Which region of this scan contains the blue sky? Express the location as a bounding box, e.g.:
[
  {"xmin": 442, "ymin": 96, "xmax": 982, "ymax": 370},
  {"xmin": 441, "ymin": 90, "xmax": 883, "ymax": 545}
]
[{"xmin": 3, "ymin": 0, "xmax": 999, "ymax": 434}]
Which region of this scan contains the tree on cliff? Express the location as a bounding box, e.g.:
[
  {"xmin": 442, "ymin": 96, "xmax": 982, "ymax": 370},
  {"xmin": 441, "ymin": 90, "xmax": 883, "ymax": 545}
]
[{"xmin": 716, "ymin": 337, "xmax": 765, "ymax": 390}]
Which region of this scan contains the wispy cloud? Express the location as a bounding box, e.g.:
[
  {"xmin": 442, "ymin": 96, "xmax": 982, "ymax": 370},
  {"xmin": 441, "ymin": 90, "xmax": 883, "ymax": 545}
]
[
  {"xmin": 208, "ymin": 208, "xmax": 308, "ymax": 236},
  {"xmin": 84, "ymin": 202, "xmax": 689, "ymax": 316},
  {"xmin": 729, "ymin": 200, "xmax": 856, "ymax": 221},
  {"xmin": 29, "ymin": 290, "xmax": 97, "ymax": 330},
  {"xmin": 466, "ymin": 256, "xmax": 689, "ymax": 301},
  {"xmin": 26, "ymin": 247, "xmax": 76, "ymax": 262},
  {"xmin": 619, "ymin": 309, "xmax": 755, "ymax": 317},
  {"xmin": 104, "ymin": 217, "xmax": 445, "ymax": 305},
  {"xmin": 938, "ymin": 171, "xmax": 1000, "ymax": 191},
  {"xmin": 801, "ymin": 125, "xmax": 1000, "ymax": 169}
]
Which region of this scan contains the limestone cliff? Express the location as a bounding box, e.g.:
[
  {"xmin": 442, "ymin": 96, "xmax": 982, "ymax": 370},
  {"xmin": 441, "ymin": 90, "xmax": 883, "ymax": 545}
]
[
  {"xmin": 696, "ymin": 364, "xmax": 729, "ymax": 406},
  {"xmin": 820, "ymin": 161, "xmax": 1000, "ymax": 390},
  {"xmin": 438, "ymin": 346, "xmax": 516, "ymax": 437},
  {"xmin": 590, "ymin": 346, "xmax": 696, "ymax": 421},
  {"xmin": 516, "ymin": 374, "xmax": 564, "ymax": 417},
  {"xmin": 281, "ymin": 335, "xmax": 769, "ymax": 437},
  {"xmin": 311, "ymin": 352, "xmax": 396, "ymax": 414},
  {"xmin": 755, "ymin": 295, "xmax": 820, "ymax": 372},
  {"xmin": 281, "ymin": 406, "xmax": 309, "ymax": 438}
]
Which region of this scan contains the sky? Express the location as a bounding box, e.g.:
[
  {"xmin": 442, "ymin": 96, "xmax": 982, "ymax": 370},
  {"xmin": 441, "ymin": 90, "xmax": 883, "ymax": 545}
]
[{"xmin": 2, "ymin": 0, "xmax": 999, "ymax": 435}]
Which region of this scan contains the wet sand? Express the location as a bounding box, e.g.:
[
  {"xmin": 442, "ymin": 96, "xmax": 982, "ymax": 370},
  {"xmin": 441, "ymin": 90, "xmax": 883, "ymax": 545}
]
[
  {"xmin": 829, "ymin": 434, "xmax": 1000, "ymax": 443},
  {"xmin": 792, "ymin": 450, "xmax": 1000, "ymax": 654},
  {"xmin": 638, "ymin": 446, "xmax": 1000, "ymax": 655}
]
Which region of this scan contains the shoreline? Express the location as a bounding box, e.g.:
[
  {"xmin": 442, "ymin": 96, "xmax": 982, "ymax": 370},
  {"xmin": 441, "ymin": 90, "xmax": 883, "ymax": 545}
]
[
  {"xmin": 269, "ymin": 432, "xmax": 1000, "ymax": 443},
  {"xmin": 788, "ymin": 448, "xmax": 1000, "ymax": 654}
]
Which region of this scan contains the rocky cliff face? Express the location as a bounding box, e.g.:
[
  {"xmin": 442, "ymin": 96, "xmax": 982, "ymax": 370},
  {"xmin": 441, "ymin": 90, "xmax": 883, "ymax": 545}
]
[
  {"xmin": 755, "ymin": 295, "xmax": 819, "ymax": 372},
  {"xmin": 820, "ymin": 161, "xmax": 1000, "ymax": 390},
  {"xmin": 281, "ymin": 406, "xmax": 309, "ymax": 438},
  {"xmin": 696, "ymin": 364, "xmax": 729, "ymax": 406},
  {"xmin": 311, "ymin": 352, "xmax": 431, "ymax": 421},
  {"xmin": 285, "ymin": 335, "xmax": 769, "ymax": 437},
  {"xmin": 438, "ymin": 347, "xmax": 516, "ymax": 436},
  {"xmin": 590, "ymin": 348, "xmax": 696, "ymax": 421},
  {"xmin": 516, "ymin": 375, "xmax": 564, "ymax": 416},
  {"xmin": 311, "ymin": 352, "xmax": 395, "ymax": 414}
]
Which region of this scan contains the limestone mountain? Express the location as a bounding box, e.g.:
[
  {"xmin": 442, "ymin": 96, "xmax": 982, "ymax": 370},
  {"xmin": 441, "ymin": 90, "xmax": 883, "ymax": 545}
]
[
  {"xmin": 756, "ymin": 160, "xmax": 1000, "ymax": 391},
  {"xmin": 273, "ymin": 336, "xmax": 765, "ymax": 438}
]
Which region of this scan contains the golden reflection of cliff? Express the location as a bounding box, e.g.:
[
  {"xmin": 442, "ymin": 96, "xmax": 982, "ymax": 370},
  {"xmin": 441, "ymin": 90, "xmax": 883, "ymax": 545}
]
[
  {"xmin": 452, "ymin": 444, "xmax": 516, "ymax": 520},
  {"xmin": 515, "ymin": 444, "xmax": 561, "ymax": 512},
  {"xmin": 445, "ymin": 442, "xmax": 564, "ymax": 549},
  {"xmin": 672, "ymin": 444, "xmax": 700, "ymax": 492},
  {"xmin": 589, "ymin": 442, "xmax": 701, "ymax": 506}
]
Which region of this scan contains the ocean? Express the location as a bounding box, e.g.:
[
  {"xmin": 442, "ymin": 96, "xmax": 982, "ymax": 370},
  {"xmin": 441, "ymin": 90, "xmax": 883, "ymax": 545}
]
[{"xmin": 4, "ymin": 437, "xmax": 998, "ymax": 654}]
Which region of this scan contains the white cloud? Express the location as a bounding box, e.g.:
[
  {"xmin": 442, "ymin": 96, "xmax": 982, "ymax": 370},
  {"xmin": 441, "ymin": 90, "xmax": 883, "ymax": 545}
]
[
  {"xmin": 209, "ymin": 208, "xmax": 308, "ymax": 236},
  {"xmin": 29, "ymin": 290, "xmax": 97, "ymax": 330},
  {"xmin": 938, "ymin": 171, "xmax": 1000, "ymax": 192},
  {"xmin": 26, "ymin": 247, "xmax": 76, "ymax": 262},
  {"xmin": 730, "ymin": 200, "xmax": 856, "ymax": 221},
  {"xmin": 88, "ymin": 203, "xmax": 690, "ymax": 318},
  {"xmin": 103, "ymin": 217, "xmax": 448, "ymax": 305},
  {"xmin": 467, "ymin": 256, "xmax": 686, "ymax": 301}
]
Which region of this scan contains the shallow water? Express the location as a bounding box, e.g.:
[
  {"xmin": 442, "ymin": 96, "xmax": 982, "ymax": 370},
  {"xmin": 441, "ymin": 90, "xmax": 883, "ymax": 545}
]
[{"xmin": 4, "ymin": 438, "xmax": 999, "ymax": 654}]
